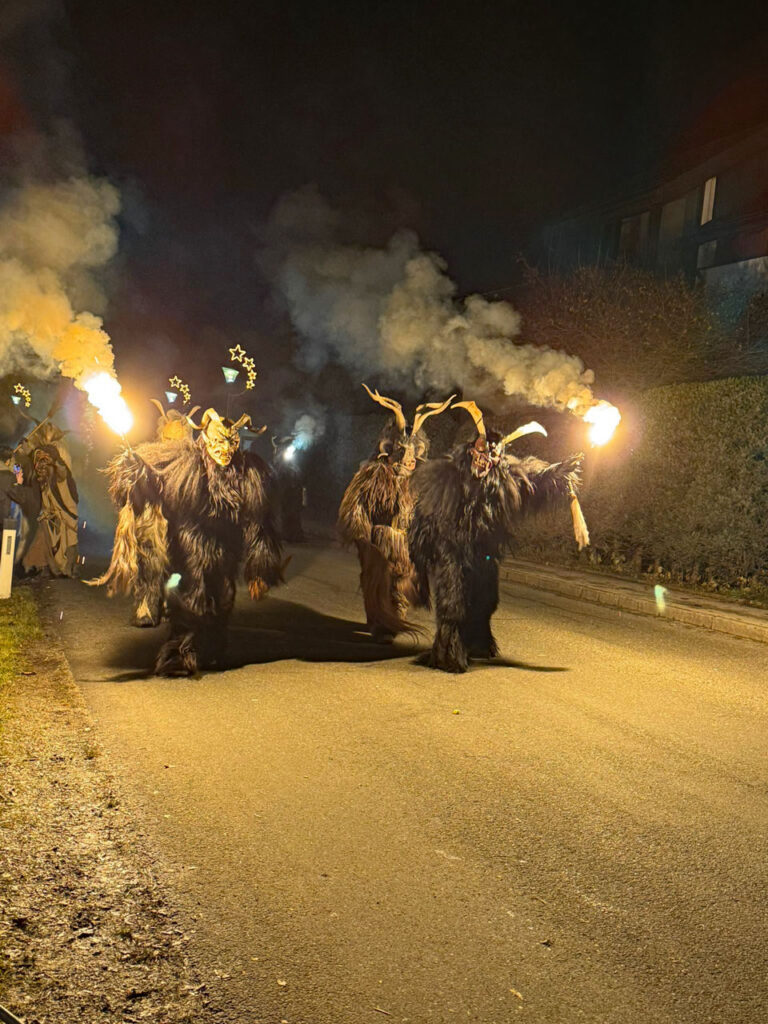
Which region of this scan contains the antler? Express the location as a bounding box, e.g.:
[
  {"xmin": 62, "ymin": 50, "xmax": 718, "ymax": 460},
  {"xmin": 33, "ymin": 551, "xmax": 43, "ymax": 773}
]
[
  {"xmin": 362, "ymin": 383, "xmax": 406, "ymax": 434},
  {"xmin": 451, "ymin": 400, "xmax": 486, "ymax": 438},
  {"xmin": 411, "ymin": 394, "xmax": 456, "ymax": 436},
  {"xmin": 500, "ymin": 421, "xmax": 547, "ymax": 447}
]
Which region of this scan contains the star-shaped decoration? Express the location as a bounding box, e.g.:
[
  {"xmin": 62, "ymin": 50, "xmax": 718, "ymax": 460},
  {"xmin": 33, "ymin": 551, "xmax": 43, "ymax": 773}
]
[
  {"xmin": 242, "ymin": 356, "xmax": 256, "ymax": 372},
  {"xmin": 229, "ymin": 344, "xmax": 246, "ymax": 363},
  {"xmin": 245, "ymin": 377, "xmax": 256, "ymax": 390},
  {"xmin": 14, "ymin": 383, "xmax": 31, "ymax": 407},
  {"xmin": 169, "ymin": 375, "xmax": 183, "ymax": 390},
  {"xmin": 179, "ymin": 384, "xmax": 191, "ymax": 404}
]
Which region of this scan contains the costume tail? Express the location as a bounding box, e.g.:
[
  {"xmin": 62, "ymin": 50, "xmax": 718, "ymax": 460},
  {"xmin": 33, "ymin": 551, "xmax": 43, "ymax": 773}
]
[
  {"xmin": 357, "ymin": 538, "xmax": 424, "ymax": 640},
  {"xmin": 87, "ymin": 501, "xmax": 169, "ymax": 597}
]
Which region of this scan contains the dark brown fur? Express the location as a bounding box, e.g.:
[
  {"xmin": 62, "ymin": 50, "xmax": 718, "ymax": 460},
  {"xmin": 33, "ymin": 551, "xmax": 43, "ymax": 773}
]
[{"xmin": 94, "ymin": 437, "xmax": 282, "ymax": 675}]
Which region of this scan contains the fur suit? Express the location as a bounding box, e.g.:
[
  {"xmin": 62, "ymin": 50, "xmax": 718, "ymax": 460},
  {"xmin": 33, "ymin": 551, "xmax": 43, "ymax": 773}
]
[
  {"xmin": 94, "ymin": 410, "xmax": 282, "ymax": 676},
  {"xmin": 337, "ymin": 386, "xmax": 453, "ymax": 641},
  {"xmin": 409, "ymin": 402, "xmax": 588, "ymax": 673}
]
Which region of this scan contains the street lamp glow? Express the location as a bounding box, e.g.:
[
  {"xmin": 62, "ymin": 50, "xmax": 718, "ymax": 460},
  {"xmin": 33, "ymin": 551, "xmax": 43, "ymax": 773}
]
[{"xmin": 222, "ymin": 366, "xmax": 240, "ymax": 384}]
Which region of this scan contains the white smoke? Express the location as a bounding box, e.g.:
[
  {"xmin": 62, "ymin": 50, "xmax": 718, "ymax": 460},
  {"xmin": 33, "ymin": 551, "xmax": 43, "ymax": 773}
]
[
  {"xmin": 292, "ymin": 412, "xmax": 326, "ymax": 448},
  {"xmin": 262, "ymin": 187, "xmax": 597, "ymax": 416},
  {"xmin": 0, "ymin": 176, "xmax": 122, "ymax": 387}
]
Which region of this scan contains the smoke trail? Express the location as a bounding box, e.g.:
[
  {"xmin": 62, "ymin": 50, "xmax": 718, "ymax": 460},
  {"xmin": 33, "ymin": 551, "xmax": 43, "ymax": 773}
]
[
  {"xmin": 262, "ymin": 187, "xmax": 598, "ymax": 416},
  {"xmin": 0, "ymin": 176, "xmax": 122, "ymax": 389}
]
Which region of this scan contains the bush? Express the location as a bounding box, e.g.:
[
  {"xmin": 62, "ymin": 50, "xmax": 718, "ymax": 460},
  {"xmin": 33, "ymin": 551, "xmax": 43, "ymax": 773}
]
[{"xmin": 514, "ymin": 376, "xmax": 768, "ymax": 590}]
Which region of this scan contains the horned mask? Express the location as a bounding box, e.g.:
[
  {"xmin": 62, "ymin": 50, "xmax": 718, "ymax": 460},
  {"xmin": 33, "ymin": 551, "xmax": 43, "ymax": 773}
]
[
  {"xmin": 362, "ymin": 384, "xmax": 455, "ymax": 476},
  {"xmin": 189, "ymin": 408, "xmax": 253, "ymax": 466},
  {"xmin": 452, "ymin": 400, "xmax": 546, "ymax": 479},
  {"xmin": 150, "ymin": 398, "xmax": 201, "ymax": 442}
]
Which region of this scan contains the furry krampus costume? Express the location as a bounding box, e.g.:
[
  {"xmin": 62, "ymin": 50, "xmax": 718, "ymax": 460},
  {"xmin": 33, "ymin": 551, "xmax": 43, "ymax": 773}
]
[
  {"xmin": 409, "ymin": 400, "xmax": 589, "ymax": 673},
  {"xmin": 337, "ymin": 385, "xmax": 454, "ymax": 641},
  {"xmin": 92, "ymin": 408, "xmax": 282, "ymax": 676}
]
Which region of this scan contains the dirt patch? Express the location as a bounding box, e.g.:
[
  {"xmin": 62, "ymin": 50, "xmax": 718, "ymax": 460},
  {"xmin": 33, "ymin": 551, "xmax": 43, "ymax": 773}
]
[{"xmin": 0, "ymin": 585, "xmax": 221, "ymax": 1023}]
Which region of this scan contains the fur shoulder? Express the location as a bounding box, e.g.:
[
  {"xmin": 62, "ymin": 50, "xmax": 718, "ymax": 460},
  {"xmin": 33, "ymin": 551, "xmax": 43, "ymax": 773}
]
[
  {"xmin": 411, "ymin": 457, "xmax": 462, "ymax": 522},
  {"xmin": 338, "ymin": 460, "xmax": 399, "ymax": 542}
]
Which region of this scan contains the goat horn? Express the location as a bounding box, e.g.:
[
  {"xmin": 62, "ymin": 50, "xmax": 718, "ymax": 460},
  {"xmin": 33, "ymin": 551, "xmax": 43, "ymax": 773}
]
[
  {"xmin": 500, "ymin": 421, "xmax": 547, "ymax": 447},
  {"xmin": 411, "ymin": 393, "xmax": 456, "ymax": 436},
  {"xmin": 451, "ymin": 400, "xmax": 486, "ymax": 438},
  {"xmin": 149, "ymin": 398, "xmax": 165, "ymax": 416},
  {"xmin": 231, "ymin": 413, "xmax": 252, "ymax": 431},
  {"xmin": 362, "ymin": 383, "xmax": 406, "ymax": 434}
]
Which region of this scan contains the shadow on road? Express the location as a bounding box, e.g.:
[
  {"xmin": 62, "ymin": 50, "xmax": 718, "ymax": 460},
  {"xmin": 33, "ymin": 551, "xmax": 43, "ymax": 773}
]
[{"xmin": 103, "ymin": 595, "xmax": 424, "ymax": 680}]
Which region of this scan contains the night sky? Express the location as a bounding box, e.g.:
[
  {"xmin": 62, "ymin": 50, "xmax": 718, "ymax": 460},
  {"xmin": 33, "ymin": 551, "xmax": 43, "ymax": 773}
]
[{"xmin": 2, "ymin": 0, "xmax": 768, "ymax": 405}]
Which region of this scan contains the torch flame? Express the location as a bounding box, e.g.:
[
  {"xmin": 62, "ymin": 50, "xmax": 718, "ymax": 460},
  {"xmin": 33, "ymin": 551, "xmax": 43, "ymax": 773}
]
[
  {"xmin": 82, "ymin": 371, "xmax": 133, "ymax": 436},
  {"xmin": 584, "ymin": 401, "xmax": 621, "ymax": 446}
]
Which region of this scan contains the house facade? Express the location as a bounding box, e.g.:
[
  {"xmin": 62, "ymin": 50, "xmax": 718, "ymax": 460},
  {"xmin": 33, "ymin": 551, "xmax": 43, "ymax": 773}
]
[{"xmin": 538, "ymin": 123, "xmax": 768, "ymax": 288}]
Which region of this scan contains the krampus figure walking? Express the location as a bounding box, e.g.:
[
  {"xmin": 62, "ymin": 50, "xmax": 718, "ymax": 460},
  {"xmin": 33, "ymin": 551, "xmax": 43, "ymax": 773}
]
[
  {"xmin": 409, "ymin": 400, "xmax": 589, "ymax": 673},
  {"xmin": 338, "ymin": 385, "xmax": 453, "ymax": 641},
  {"xmin": 93, "ymin": 407, "xmax": 282, "ymax": 676}
]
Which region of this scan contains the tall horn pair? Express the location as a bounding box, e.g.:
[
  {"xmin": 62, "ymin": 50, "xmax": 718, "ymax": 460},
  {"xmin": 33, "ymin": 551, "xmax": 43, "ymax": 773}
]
[{"xmin": 452, "ymin": 400, "xmax": 546, "ymax": 446}]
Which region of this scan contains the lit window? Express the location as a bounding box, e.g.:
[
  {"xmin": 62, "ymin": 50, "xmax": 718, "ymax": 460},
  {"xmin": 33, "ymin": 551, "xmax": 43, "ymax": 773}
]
[{"xmin": 701, "ymin": 176, "xmax": 717, "ymax": 225}]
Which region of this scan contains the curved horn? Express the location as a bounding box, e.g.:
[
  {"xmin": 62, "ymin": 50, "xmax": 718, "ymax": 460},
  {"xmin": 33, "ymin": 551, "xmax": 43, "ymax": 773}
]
[
  {"xmin": 451, "ymin": 400, "xmax": 486, "ymax": 439},
  {"xmin": 377, "ymin": 438, "xmax": 392, "ymax": 460},
  {"xmin": 252, "ymin": 424, "xmax": 267, "ymax": 436},
  {"xmin": 501, "ymin": 421, "xmax": 547, "ymax": 447},
  {"xmin": 149, "ymin": 398, "xmax": 165, "ymax": 416},
  {"xmin": 201, "ymin": 408, "xmax": 220, "ymax": 430},
  {"xmin": 271, "ymin": 434, "xmax": 279, "ymax": 452},
  {"xmin": 361, "ymin": 383, "xmax": 407, "ymax": 434},
  {"xmin": 411, "ymin": 393, "xmax": 456, "ymax": 436},
  {"xmin": 187, "ymin": 405, "xmax": 201, "ymax": 421},
  {"xmin": 231, "ymin": 413, "xmax": 252, "ymax": 431}
]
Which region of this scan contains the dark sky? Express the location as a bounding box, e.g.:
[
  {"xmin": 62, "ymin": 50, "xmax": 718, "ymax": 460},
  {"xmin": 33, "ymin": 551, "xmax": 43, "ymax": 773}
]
[{"xmin": 2, "ymin": 0, "xmax": 768, "ymax": 403}]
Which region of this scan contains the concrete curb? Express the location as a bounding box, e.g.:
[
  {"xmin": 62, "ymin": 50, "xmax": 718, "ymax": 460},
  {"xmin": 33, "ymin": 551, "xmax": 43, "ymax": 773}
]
[{"xmin": 500, "ymin": 560, "xmax": 768, "ymax": 645}]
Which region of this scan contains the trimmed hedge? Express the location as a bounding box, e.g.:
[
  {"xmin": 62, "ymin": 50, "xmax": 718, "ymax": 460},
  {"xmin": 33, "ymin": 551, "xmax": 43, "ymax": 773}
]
[{"xmin": 514, "ymin": 376, "xmax": 768, "ymax": 588}]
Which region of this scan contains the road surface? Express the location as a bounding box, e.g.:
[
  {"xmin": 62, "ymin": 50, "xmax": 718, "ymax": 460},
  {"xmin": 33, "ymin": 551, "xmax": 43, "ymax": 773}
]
[{"xmin": 49, "ymin": 543, "xmax": 768, "ymax": 1024}]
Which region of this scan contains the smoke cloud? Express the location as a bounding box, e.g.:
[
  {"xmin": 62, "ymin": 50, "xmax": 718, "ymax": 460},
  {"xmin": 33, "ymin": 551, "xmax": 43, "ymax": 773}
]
[
  {"xmin": 262, "ymin": 187, "xmax": 598, "ymax": 416},
  {"xmin": 0, "ymin": 176, "xmax": 122, "ymax": 391}
]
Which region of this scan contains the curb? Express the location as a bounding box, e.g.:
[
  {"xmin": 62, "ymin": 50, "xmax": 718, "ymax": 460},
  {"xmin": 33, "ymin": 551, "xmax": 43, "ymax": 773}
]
[{"xmin": 500, "ymin": 561, "xmax": 768, "ymax": 645}]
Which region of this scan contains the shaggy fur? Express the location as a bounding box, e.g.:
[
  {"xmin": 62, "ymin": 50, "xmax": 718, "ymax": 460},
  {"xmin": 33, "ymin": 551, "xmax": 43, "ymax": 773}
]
[
  {"xmin": 409, "ymin": 439, "xmax": 583, "ymax": 673},
  {"xmin": 93, "ymin": 437, "xmax": 282, "ymax": 675},
  {"xmin": 337, "ymin": 424, "xmax": 423, "ymax": 640}
]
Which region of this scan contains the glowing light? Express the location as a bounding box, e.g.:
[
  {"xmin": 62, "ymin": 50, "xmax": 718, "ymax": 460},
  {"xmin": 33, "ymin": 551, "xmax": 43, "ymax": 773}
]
[
  {"xmin": 222, "ymin": 366, "xmax": 240, "ymax": 384},
  {"xmin": 165, "ymin": 390, "xmax": 178, "ymax": 404},
  {"xmin": 11, "ymin": 395, "xmax": 21, "ymax": 405},
  {"xmin": 166, "ymin": 573, "xmax": 182, "ymax": 590},
  {"xmin": 584, "ymin": 401, "xmax": 621, "ymax": 446},
  {"xmin": 654, "ymin": 584, "xmax": 668, "ymax": 615},
  {"xmin": 283, "ymin": 444, "xmax": 296, "ymax": 461},
  {"xmin": 82, "ymin": 371, "xmax": 134, "ymax": 436}
]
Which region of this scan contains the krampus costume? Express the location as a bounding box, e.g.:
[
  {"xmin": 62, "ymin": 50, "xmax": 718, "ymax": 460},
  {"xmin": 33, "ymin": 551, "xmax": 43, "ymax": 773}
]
[
  {"xmin": 337, "ymin": 385, "xmax": 453, "ymax": 641},
  {"xmin": 93, "ymin": 407, "xmax": 282, "ymax": 676},
  {"xmin": 409, "ymin": 400, "xmax": 589, "ymax": 673}
]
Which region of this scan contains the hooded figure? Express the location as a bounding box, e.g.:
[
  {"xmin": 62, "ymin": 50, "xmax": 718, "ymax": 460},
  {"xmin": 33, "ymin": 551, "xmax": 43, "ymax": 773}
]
[
  {"xmin": 337, "ymin": 385, "xmax": 454, "ymax": 641},
  {"xmin": 408, "ymin": 400, "xmax": 589, "ymax": 673},
  {"xmin": 14, "ymin": 421, "xmax": 78, "ymax": 577},
  {"xmin": 92, "ymin": 406, "xmax": 282, "ymax": 676}
]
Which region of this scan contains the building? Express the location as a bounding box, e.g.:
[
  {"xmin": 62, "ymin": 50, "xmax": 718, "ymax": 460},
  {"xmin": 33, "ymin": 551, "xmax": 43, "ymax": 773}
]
[{"xmin": 539, "ymin": 122, "xmax": 768, "ymax": 288}]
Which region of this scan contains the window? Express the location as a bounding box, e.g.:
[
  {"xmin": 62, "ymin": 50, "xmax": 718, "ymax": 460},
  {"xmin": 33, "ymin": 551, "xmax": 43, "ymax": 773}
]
[
  {"xmin": 701, "ymin": 176, "xmax": 716, "ymax": 225},
  {"xmin": 618, "ymin": 211, "xmax": 650, "ymax": 260}
]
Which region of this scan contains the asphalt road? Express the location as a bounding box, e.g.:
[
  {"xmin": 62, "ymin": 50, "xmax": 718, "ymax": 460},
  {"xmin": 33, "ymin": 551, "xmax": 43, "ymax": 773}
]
[{"xmin": 48, "ymin": 543, "xmax": 768, "ymax": 1024}]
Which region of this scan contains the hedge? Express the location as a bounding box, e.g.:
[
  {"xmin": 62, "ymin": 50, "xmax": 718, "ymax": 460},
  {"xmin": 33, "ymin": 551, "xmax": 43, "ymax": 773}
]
[{"xmin": 513, "ymin": 376, "xmax": 768, "ymax": 588}]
